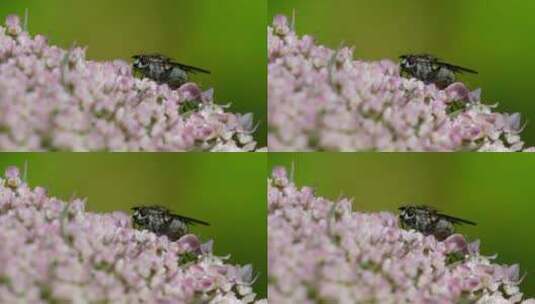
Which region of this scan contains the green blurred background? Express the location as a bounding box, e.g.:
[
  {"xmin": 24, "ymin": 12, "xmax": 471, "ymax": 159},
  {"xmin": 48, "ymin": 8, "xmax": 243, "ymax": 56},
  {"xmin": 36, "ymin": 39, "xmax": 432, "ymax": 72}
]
[
  {"xmin": 0, "ymin": 153, "xmax": 267, "ymax": 298},
  {"xmin": 0, "ymin": 0, "xmax": 267, "ymax": 146},
  {"xmin": 269, "ymin": 0, "xmax": 535, "ymax": 147},
  {"xmin": 269, "ymin": 153, "xmax": 535, "ymax": 297}
]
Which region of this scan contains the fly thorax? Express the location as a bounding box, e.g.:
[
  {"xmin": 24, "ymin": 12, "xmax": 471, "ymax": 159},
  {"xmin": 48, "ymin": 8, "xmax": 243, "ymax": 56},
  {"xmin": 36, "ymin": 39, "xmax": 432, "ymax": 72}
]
[
  {"xmin": 415, "ymin": 63, "xmax": 434, "ymax": 82},
  {"xmin": 416, "ymin": 214, "xmax": 435, "ymax": 234},
  {"xmin": 148, "ymin": 63, "xmax": 167, "ymax": 82}
]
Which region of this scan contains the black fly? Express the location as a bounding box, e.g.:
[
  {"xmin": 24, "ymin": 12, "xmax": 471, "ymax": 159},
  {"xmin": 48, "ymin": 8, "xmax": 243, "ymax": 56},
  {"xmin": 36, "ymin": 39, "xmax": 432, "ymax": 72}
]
[
  {"xmin": 399, "ymin": 54, "xmax": 477, "ymax": 89},
  {"xmin": 398, "ymin": 205, "xmax": 476, "ymax": 240},
  {"xmin": 132, "ymin": 54, "xmax": 210, "ymax": 89},
  {"xmin": 131, "ymin": 205, "xmax": 209, "ymax": 241}
]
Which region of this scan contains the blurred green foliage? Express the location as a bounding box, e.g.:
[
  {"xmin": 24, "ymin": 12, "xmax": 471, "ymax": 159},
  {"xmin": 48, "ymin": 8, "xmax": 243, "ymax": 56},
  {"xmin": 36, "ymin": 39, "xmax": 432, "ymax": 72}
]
[
  {"xmin": 0, "ymin": 0, "xmax": 267, "ymax": 146},
  {"xmin": 269, "ymin": 153, "xmax": 535, "ymax": 297},
  {"xmin": 269, "ymin": 0, "xmax": 535, "ymax": 147},
  {"xmin": 0, "ymin": 153, "xmax": 267, "ymax": 298}
]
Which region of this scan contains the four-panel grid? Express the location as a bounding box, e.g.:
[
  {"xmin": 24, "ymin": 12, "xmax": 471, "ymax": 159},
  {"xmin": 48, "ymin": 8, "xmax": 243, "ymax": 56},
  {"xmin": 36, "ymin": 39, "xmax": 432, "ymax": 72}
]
[{"xmin": 0, "ymin": 1, "xmax": 533, "ymax": 303}]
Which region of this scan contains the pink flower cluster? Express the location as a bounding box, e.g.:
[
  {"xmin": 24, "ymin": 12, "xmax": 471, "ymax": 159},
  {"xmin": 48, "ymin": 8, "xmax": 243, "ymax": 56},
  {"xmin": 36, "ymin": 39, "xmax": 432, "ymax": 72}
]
[
  {"xmin": 0, "ymin": 15, "xmax": 260, "ymax": 151},
  {"xmin": 268, "ymin": 167, "xmax": 534, "ymax": 303},
  {"xmin": 0, "ymin": 166, "xmax": 265, "ymax": 303},
  {"xmin": 268, "ymin": 15, "xmax": 533, "ymax": 151}
]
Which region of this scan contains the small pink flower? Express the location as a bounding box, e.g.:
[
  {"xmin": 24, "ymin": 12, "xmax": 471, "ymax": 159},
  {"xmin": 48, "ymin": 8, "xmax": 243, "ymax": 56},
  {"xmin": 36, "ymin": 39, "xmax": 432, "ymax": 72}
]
[
  {"xmin": 272, "ymin": 15, "xmax": 291, "ymax": 36},
  {"xmin": 5, "ymin": 15, "xmax": 22, "ymax": 36},
  {"xmin": 178, "ymin": 82, "xmax": 203, "ymax": 102},
  {"xmin": 177, "ymin": 234, "xmax": 202, "ymax": 253}
]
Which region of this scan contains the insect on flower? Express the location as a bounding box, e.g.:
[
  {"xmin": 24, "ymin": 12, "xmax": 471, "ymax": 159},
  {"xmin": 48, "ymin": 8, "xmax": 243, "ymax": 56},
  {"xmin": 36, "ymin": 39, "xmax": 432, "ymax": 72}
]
[
  {"xmin": 131, "ymin": 205, "xmax": 209, "ymax": 241},
  {"xmin": 398, "ymin": 205, "xmax": 476, "ymax": 240},
  {"xmin": 399, "ymin": 54, "xmax": 477, "ymax": 89},
  {"xmin": 132, "ymin": 53, "xmax": 210, "ymax": 89}
]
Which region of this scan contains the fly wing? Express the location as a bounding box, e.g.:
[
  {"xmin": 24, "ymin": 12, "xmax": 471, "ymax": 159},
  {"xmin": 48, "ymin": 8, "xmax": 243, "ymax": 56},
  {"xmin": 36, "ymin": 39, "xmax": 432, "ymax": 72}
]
[
  {"xmin": 437, "ymin": 213, "xmax": 477, "ymax": 225},
  {"xmin": 170, "ymin": 61, "xmax": 211, "ymax": 74},
  {"xmin": 437, "ymin": 61, "xmax": 478, "ymax": 74},
  {"xmin": 170, "ymin": 213, "xmax": 210, "ymax": 226}
]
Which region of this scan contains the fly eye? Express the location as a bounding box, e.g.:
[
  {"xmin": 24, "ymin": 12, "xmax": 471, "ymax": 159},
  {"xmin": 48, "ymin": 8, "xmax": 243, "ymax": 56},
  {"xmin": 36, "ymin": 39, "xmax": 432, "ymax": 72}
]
[
  {"xmin": 135, "ymin": 208, "xmax": 146, "ymax": 217},
  {"xmin": 133, "ymin": 58, "xmax": 147, "ymax": 68},
  {"xmin": 405, "ymin": 211, "xmax": 415, "ymax": 219},
  {"xmin": 400, "ymin": 58, "xmax": 411, "ymax": 69}
]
